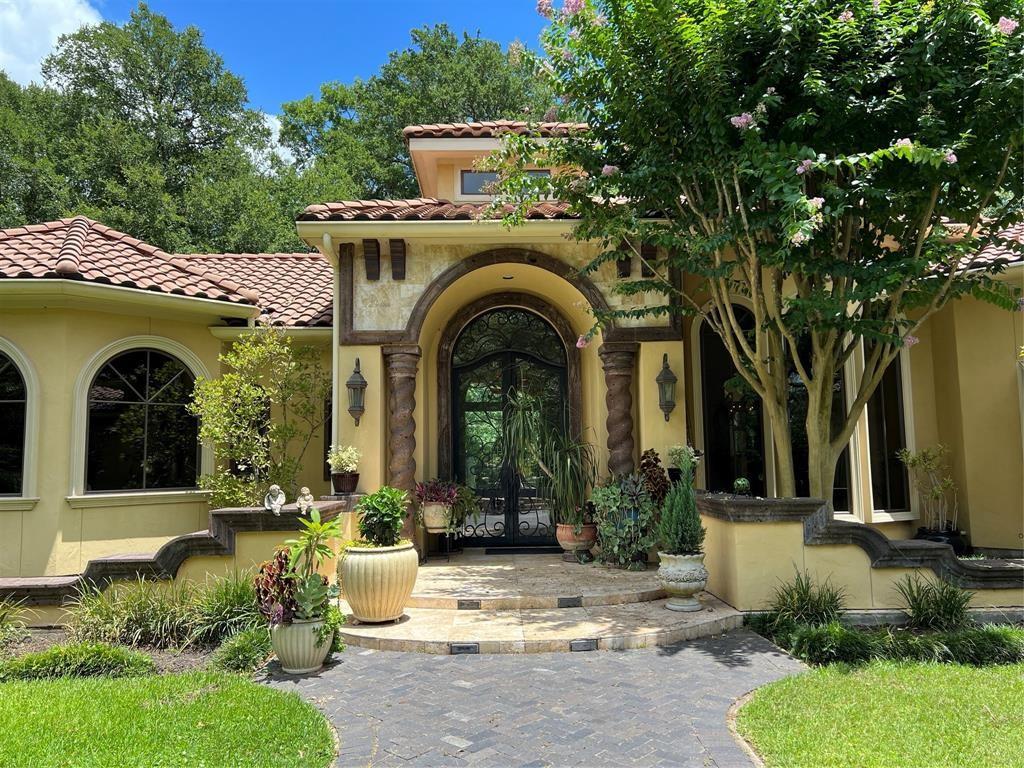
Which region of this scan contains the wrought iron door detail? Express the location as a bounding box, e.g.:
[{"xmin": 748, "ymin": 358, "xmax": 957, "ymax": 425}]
[{"xmin": 452, "ymin": 308, "xmax": 568, "ymax": 548}]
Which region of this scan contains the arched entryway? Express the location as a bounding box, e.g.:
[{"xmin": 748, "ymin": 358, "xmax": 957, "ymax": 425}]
[{"xmin": 438, "ymin": 294, "xmax": 581, "ymax": 549}]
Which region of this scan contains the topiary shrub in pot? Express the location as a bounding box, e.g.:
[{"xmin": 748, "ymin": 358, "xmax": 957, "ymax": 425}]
[
  {"xmin": 255, "ymin": 508, "xmax": 344, "ymax": 675},
  {"xmin": 656, "ymin": 451, "xmax": 708, "ymax": 611},
  {"xmin": 342, "ymin": 487, "xmax": 418, "ymax": 623}
]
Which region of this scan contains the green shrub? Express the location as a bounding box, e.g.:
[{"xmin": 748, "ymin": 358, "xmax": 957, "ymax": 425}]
[
  {"xmin": 657, "ymin": 455, "xmax": 704, "ymax": 555},
  {"xmin": 189, "ymin": 572, "xmax": 262, "ymax": 646},
  {"xmin": 894, "ymin": 574, "xmax": 973, "ymax": 630},
  {"xmin": 210, "ymin": 627, "xmax": 272, "ymax": 673},
  {"xmin": 0, "ymin": 597, "xmax": 27, "ymax": 652},
  {"xmin": 935, "ymin": 625, "xmax": 1024, "ymax": 666},
  {"xmin": 789, "ymin": 621, "xmax": 880, "ymax": 665},
  {"xmin": 767, "ymin": 570, "xmax": 846, "ymax": 628},
  {"xmin": 356, "ymin": 486, "xmax": 408, "ymax": 547},
  {"xmin": 67, "ymin": 579, "xmax": 197, "ymax": 649},
  {"xmin": 0, "ymin": 642, "xmax": 154, "ymax": 681}
]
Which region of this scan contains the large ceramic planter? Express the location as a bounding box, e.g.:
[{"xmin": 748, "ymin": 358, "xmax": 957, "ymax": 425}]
[
  {"xmin": 656, "ymin": 552, "xmax": 708, "ymax": 612},
  {"xmin": 421, "ymin": 502, "xmax": 452, "ymax": 534},
  {"xmin": 331, "ymin": 472, "xmax": 359, "ymax": 494},
  {"xmin": 914, "ymin": 526, "xmax": 970, "ymax": 556},
  {"xmin": 555, "ymin": 523, "xmax": 597, "ymax": 562},
  {"xmin": 341, "ymin": 542, "xmax": 418, "ymax": 623},
  {"xmin": 271, "ymin": 618, "xmax": 332, "ymax": 675}
]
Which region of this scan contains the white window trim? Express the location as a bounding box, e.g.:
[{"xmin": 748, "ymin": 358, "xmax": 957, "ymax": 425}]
[
  {"xmin": 70, "ymin": 336, "xmax": 214, "ymax": 497},
  {"xmin": 862, "ymin": 345, "xmax": 919, "ymax": 524},
  {"xmin": 0, "ymin": 336, "xmax": 39, "ymax": 505}
]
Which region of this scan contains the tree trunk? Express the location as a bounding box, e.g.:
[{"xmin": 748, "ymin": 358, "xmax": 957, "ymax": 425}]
[
  {"xmin": 764, "ymin": 399, "xmax": 796, "ymax": 497},
  {"xmin": 805, "ymin": 379, "xmax": 838, "ymax": 507}
]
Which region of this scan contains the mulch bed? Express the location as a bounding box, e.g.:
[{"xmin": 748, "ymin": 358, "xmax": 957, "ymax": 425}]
[{"xmin": 4, "ymin": 629, "xmax": 213, "ymax": 674}]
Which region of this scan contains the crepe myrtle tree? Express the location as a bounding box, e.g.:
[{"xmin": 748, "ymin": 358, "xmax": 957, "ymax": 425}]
[{"xmin": 486, "ymin": 0, "xmax": 1023, "ymax": 503}]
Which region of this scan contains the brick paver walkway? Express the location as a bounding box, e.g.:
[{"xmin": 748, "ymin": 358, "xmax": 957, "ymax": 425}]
[{"xmin": 263, "ymin": 628, "xmax": 804, "ymax": 767}]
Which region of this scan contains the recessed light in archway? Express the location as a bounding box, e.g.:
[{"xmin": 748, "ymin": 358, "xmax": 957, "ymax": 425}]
[{"xmin": 502, "ymin": 275, "xmax": 514, "ymax": 280}]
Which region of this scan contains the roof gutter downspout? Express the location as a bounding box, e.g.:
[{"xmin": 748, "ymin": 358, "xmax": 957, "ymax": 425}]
[{"xmin": 323, "ymin": 233, "xmax": 341, "ymax": 449}]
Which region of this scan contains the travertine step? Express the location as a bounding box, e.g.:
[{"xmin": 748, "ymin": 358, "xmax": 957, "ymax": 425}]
[{"xmin": 338, "ymin": 593, "xmax": 741, "ymax": 654}]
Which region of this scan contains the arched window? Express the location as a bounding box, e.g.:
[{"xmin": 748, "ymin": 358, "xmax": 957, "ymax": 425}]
[
  {"xmin": 86, "ymin": 349, "xmax": 199, "ymax": 492},
  {"xmin": 0, "ymin": 352, "xmax": 27, "ymax": 495}
]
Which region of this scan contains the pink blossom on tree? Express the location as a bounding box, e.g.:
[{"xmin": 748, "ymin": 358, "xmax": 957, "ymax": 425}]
[
  {"xmin": 563, "ymin": 0, "xmax": 585, "ymax": 15},
  {"xmin": 894, "ymin": 138, "xmax": 913, "ymax": 149},
  {"xmin": 903, "ymin": 334, "xmax": 920, "ymax": 347},
  {"xmin": 601, "ymin": 164, "xmax": 619, "ymax": 176},
  {"xmin": 838, "ymin": 10, "xmax": 854, "ymax": 22},
  {"xmin": 537, "ymin": 0, "xmax": 554, "ymax": 19},
  {"xmin": 796, "ymin": 159, "xmax": 814, "ymax": 174},
  {"xmin": 809, "ymin": 197, "xmax": 825, "ymax": 209},
  {"xmin": 576, "ymin": 335, "xmax": 590, "ymax": 348},
  {"xmin": 944, "ymin": 151, "xmax": 958, "ymax": 164},
  {"xmin": 730, "ymin": 112, "xmax": 755, "ymax": 129},
  {"xmin": 997, "ymin": 16, "xmax": 1019, "ymax": 34}
]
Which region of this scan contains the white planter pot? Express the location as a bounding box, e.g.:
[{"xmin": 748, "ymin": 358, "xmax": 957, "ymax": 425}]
[
  {"xmin": 271, "ymin": 618, "xmax": 332, "ymax": 674},
  {"xmin": 421, "ymin": 502, "xmax": 452, "ymax": 534},
  {"xmin": 340, "ymin": 542, "xmax": 419, "ymax": 623},
  {"xmin": 656, "ymin": 552, "xmax": 708, "ymax": 612}
]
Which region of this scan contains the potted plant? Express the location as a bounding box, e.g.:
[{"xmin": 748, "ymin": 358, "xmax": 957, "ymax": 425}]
[
  {"xmin": 327, "ymin": 444, "xmax": 361, "ymax": 494},
  {"xmin": 898, "ymin": 445, "xmax": 969, "ymax": 555},
  {"xmin": 591, "ymin": 474, "xmax": 656, "ymax": 570},
  {"xmin": 254, "ymin": 508, "xmax": 344, "ymax": 674},
  {"xmin": 506, "ymin": 391, "xmax": 598, "ymax": 562},
  {"xmin": 656, "ymin": 452, "xmax": 708, "ymax": 611},
  {"xmin": 340, "ymin": 486, "xmax": 418, "ymax": 623},
  {"xmin": 667, "ymin": 444, "xmax": 701, "ymax": 485},
  {"xmin": 414, "ymin": 479, "xmax": 458, "ymax": 533}
]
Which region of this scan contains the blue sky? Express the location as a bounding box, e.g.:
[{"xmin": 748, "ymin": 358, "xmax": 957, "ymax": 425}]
[{"xmin": 2, "ymin": 0, "xmax": 547, "ymax": 114}]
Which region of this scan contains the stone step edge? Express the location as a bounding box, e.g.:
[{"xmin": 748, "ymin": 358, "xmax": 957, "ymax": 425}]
[
  {"xmin": 338, "ymin": 613, "xmax": 743, "ymax": 655},
  {"xmin": 406, "ymin": 587, "xmax": 666, "ymax": 611}
]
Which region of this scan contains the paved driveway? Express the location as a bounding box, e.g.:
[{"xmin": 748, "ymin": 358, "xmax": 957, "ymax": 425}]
[{"xmin": 263, "ymin": 628, "xmax": 803, "ymax": 768}]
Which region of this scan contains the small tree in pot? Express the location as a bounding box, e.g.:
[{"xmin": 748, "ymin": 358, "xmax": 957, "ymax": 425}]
[
  {"xmin": 327, "ymin": 444, "xmax": 361, "ymax": 494},
  {"xmin": 341, "ymin": 487, "xmax": 418, "ymax": 623},
  {"xmin": 657, "ymin": 452, "xmax": 708, "ymax": 612},
  {"xmin": 255, "ymin": 508, "xmax": 344, "ymax": 674}
]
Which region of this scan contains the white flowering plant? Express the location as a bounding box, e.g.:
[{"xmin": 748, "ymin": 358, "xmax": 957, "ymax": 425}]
[
  {"xmin": 487, "ymin": 0, "xmax": 1022, "ymax": 504},
  {"xmin": 326, "ymin": 444, "xmax": 361, "ymax": 474}
]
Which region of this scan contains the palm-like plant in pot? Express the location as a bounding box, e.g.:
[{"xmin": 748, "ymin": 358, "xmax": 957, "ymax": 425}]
[
  {"xmin": 506, "ymin": 390, "xmax": 597, "ymax": 562},
  {"xmin": 255, "ymin": 508, "xmax": 344, "ymax": 674},
  {"xmin": 341, "ymin": 487, "xmax": 418, "ymax": 623},
  {"xmin": 656, "ymin": 451, "xmax": 708, "ymax": 611}
]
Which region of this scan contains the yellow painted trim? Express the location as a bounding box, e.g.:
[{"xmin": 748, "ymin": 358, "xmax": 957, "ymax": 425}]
[
  {"xmin": 0, "ymin": 497, "xmax": 39, "ymax": 512},
  {"xmin": 207, "ymin": 326, "xmax": 331, "ymax": 342},
  {"xmin": 65, "ymin": 490, "xmax": 210, "ymax": 509},
  {"xmin": 0, "ymin": 280, "xmax": 257, "ymax": 320},
  {"xmin": 297, "ymin": 219, "xmax": 577, "ymax": 244}
]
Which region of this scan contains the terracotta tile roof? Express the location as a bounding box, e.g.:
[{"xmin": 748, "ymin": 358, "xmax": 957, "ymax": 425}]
[
  {"xmin": 177, "ymin": 253, "xmax": 333, "ymax": 327},
  {"xmin": 402, "ymin": 120, "xmax": 588, "ymax": 140},
  {"xmin": 973, "ymin": 223, "xmax": 1024, "ymax": 267},
  {"xmin": 0, "ymin": 217, "xmax": 258, "ymax": 306},
  {"xmin": 299, "ymin": 197, "xmax": 576, "ymax": 222}
]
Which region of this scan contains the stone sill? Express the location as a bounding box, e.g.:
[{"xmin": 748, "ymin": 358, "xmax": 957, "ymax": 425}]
[
  {"xmin": 66, "ymin": 490, "xmax": 210, "ymax": 508},
  {"xmin": 0, "ymin": 497, "xmax": 39, "ymax": 512}
]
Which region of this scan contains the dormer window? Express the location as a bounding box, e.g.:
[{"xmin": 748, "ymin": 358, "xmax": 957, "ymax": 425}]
[{"xmin": 460, "ymin": 169, "xmax": 550, "ymax": 197}]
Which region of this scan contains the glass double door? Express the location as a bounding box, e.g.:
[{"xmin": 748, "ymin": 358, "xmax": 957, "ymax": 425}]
[{"xmin": 452, "ymin": 310, "xmax": 568, "ymax": 548}]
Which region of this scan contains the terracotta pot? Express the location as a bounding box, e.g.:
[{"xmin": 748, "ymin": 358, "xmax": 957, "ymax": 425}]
[
  {"xmin": 556, "ymin": 522, "xmax": 597, "ymax": 562},
  {"xmin": 421, "ymin": 502, "xmax": 452, "ymax": 533},
  {"xmin": 331, "ymin": 471, "xmax": 359, "ymax": 494},
  {"xmin": 271, "ymin": 618, "xmax": 332, "ymax": 675},
  {"xmin": 340, "ymin": 542, "xmax": 418, "ymax": 623},
  {"xmin": 656, "ymin": 552, "xmax": 708, "ymax": 612}
]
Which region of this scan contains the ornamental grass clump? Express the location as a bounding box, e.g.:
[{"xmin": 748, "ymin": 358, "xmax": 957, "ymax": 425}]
[
  {"xmin": 210, "ymin": 627, "xmax": 273, "ymax": 673},
  {"xmin": 768, "ymin": 570, "xmax": 847, "ymax": 629},
  {"xmin": 67, "ymin": 578, "xmax": 197, "ymax": 649},
  {"xmin": 188, "ymin": 572, "xmax": 263, "ymax": 647},
  {"xmin": 895, "ymin": 574, "xmax": 973, "ymax": 631},
  {"xmin": 658, "ymin": 451, "xmax": 704, "ymax": 555},
  {"xmin": 0, "ymin": 642, "xmax": 154, "ymax": 681}
]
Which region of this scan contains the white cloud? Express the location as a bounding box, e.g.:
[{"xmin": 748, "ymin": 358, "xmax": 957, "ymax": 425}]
[
  {"xmin": 0, "ymin": 0, "xmax": 101, "ymax": 85},
  {"xmin": 261, "ymin": 112, "xmax": 295, "ymax": 165}
]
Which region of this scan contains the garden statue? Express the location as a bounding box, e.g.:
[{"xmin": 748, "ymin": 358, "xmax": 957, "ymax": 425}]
[
  {"xmin": 296, "ymin": 487, "xmax": 315, "ymax": 516},
  {"xmin": 264, "ymin": 484, "xmax": 286, "ymax": 516}
]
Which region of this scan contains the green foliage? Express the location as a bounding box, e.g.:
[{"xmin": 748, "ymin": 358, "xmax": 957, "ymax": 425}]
[
  {"xmin": 638, "ymin": 449, "xmax": 670, "ymax": 507},
  {"xmin": 315, "ymin": 604, "xmax": 346, "ymax": 652},
  {"xmin": 491, "ymin": 0, "xmax": 1023, "ymax": 502},
  {"xmin": 591, "ymin": 474, "xmax": 656, "ymax": 569},
  {"xmin": 897, "ymin": 445, "xmax": 958, "ymax": 531},
  {"xmin": 506, "ymin": 389, "xmax": 597, "ymax": 527},
  {"xmin": 0, "ymin": 671, "xmax": 335, "ymax": 767},
  {"xmin": 189, "ymin": 572, "xmax": 263, "ymax": 646},
  {"xmin": 210, "ymin": 627, "xmax": 272, "ymax": 673},
  {"xmin": 67, "ymin": 573, "xmax": 262, "ymax": 650},
  {"xmin": 768, "ymin": 570, "xmax": 847, "ymax": 627},
  {"xmin": 280, "ymin": 25, "xmax": 555, "ymax": 199},
  {"xmin": 789, "ymin": 621, "xmax": 880, "ymax": 665},
  {"xmin": 0, "ymin": 598, "xmax": 27, "ymax": 653},
  {"xmin": 0, "ymin": 642, "xmax": 154, "ymax": 681},
  {"xmin": 895, "ymin": 574, "xmax": 973, "ymax": 630},
  {"xmin": 190, "ymin": 325, "xmax": 330, "ymax": 506},
  {"xmin": 658, "ymin": 453, "xmax": 705, "ymax": 555},
  {"xmin": 356, "ymin": 487, "xmax": 409, "ymax": 547},
  {"xmin": 326, "ymin": 444, "xmax": 360, "ymax": 473}
]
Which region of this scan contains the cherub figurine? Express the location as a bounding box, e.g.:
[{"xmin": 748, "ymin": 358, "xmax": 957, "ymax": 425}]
[
  {"xmin": 264, "ymin": 484, "xmax": 286, "ymax": 516},
  {"xmin": 296, "ymin": 486, "xmax": 315, "ymax": 516}
]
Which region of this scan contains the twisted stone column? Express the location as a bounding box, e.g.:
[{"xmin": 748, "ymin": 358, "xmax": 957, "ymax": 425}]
[
  {"xmin": 383, "ymin": 344, "xmax": 421, "ymax": 541},
  {"xmin": 599, "ymin": 341, "xmax": 638, "ymax": 477}
]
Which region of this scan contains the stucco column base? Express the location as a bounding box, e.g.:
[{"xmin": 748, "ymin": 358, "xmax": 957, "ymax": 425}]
[
  {"xmin": 383, "ymin": 344, "xmax": 422, "ymax": 550},
  {"xmin": 599, "ymin": 341, "xmax": 639, "ymax": 477}
]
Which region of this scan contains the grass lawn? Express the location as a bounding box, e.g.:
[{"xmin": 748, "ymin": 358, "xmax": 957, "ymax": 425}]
[
  {"xmin": 0, "ymin": 671, "xmax": 334, "ymax": 767},
  {"xmin": 736, "ymin": 661, "xmax": 1024, "ymax": 768}
]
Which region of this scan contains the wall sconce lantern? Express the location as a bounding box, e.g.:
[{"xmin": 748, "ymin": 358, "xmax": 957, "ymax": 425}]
[
  {"xmin": 656, "ymin": 353, "xmax": 677, "ymax": 422},
  {"xmin": 346, "ymin": 359, "xmax": 368, "ymax": 426}
]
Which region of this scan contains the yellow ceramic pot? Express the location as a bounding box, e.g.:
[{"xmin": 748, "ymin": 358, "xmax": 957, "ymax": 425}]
[{"xmin": 341, "ymin": 542, "xmax": 418, "ymax": 623}]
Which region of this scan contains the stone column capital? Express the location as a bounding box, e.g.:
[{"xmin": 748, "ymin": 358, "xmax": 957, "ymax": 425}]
[
  {"xmin": 599, "ymin": 341, "xmax": 639, "ymax": 370},
  {"xmin": 383, "ymin": 344, "xmax": 420, "ymax": 544}
]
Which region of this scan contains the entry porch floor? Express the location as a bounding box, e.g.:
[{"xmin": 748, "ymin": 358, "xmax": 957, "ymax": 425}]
[{"xmin": 339, "ymin": 552, "xmax": 742, "ymax": 654}]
